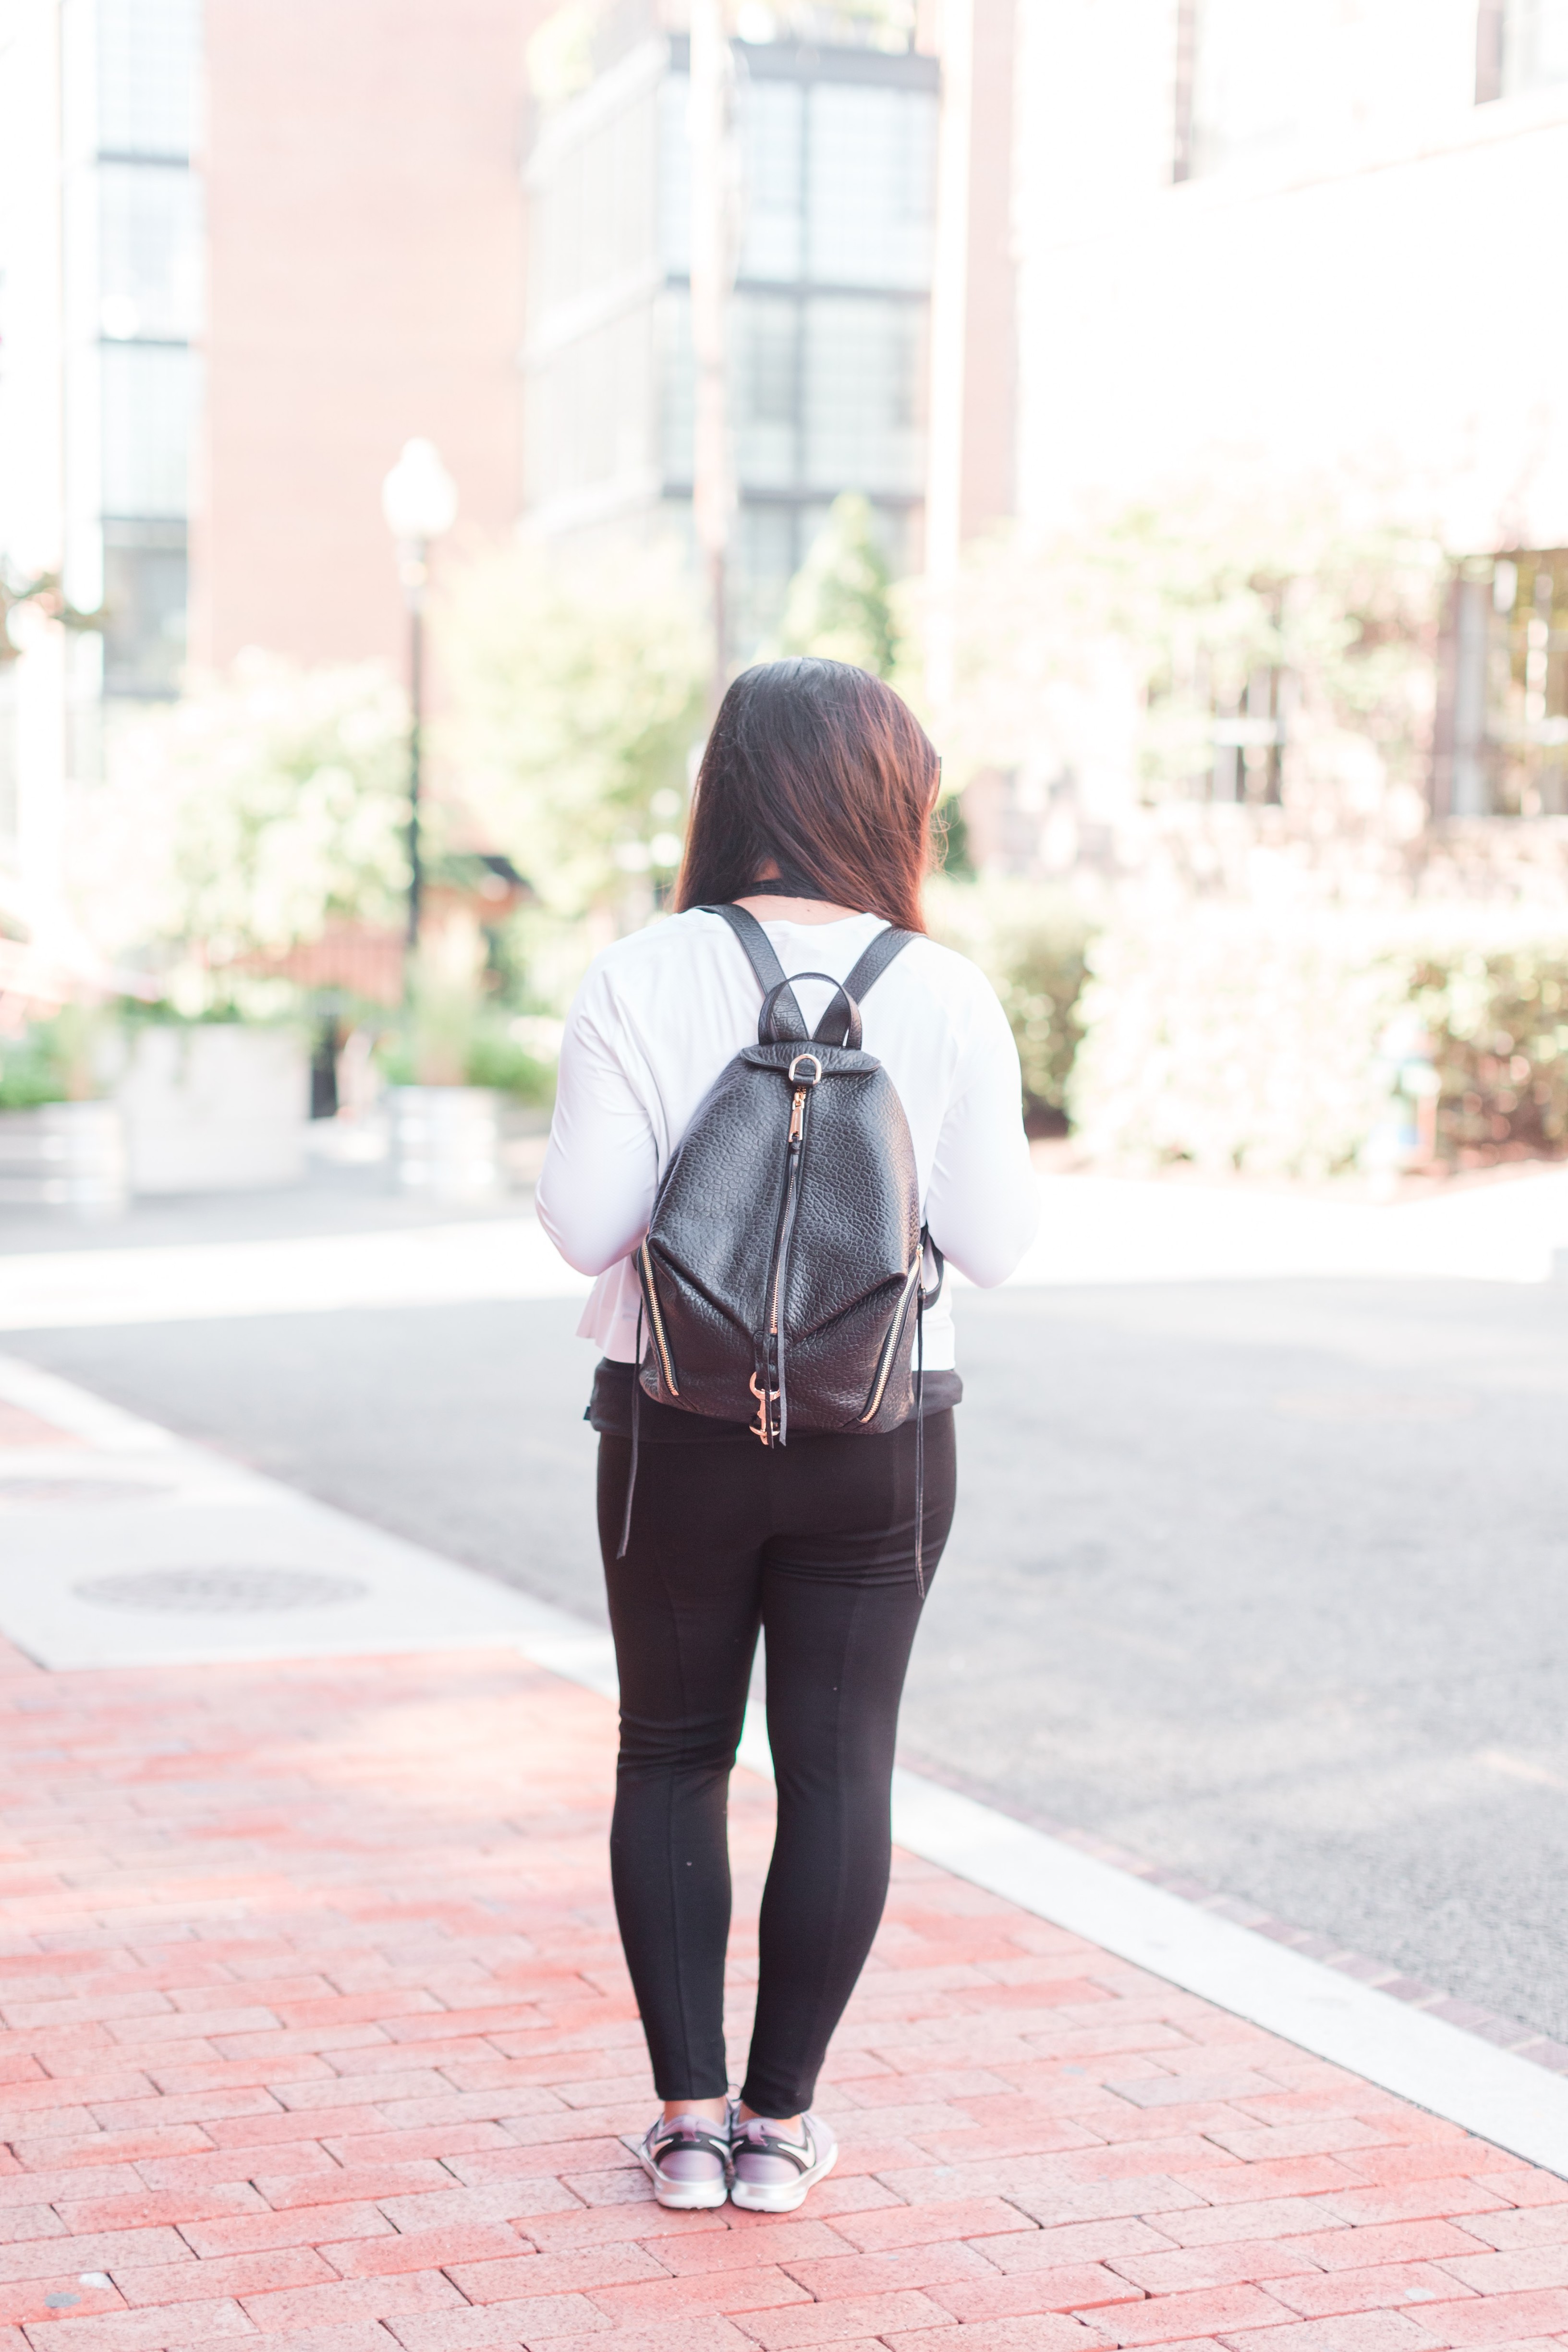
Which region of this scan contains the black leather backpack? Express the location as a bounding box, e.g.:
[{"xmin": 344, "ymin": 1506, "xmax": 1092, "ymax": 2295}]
[{"xmin": 620, "ymin": 902, "xmax": 942, "ymax": 1582}]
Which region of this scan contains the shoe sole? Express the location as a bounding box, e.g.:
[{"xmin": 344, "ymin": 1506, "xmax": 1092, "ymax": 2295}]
[
  {"xmin": 634, "ymin": 2152, "xmax": 729, "ymax": 2210},
  {"xmin": 729, "ymin": 2141, "xmax": 838, "ymax": 2213}
]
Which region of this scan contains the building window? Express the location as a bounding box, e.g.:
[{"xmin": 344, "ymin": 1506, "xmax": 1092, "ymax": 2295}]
[
  {"xmin": 1209, "ymin": 667, "xmax": 1287, "ymax": 804},
  {"xmin": 100, "ymin": 342, "xmax": 194, "ymax": 516},
  {"xmin": 1184, "ymin": 0, "xmax": 1310, "ymax": 177},
  {"xmin": 806, "ymin": 84, "xmax": 935, "ymax": 288},
  {"xmin": 102, "ymin": 518, "xmax": 186, "ymax": 697},
  {"xmin": 733, "ymin": 295, "xmax": 800, "ymax": 487},
  {"xmin": 802, "ymin": 296, "xmax": 924, "ymax": 493},
  {"xmin": 729, "ymin": 504, "xmax": 802, "ymax": 653},
  {"xmin": 1438, "ymin": 553, "xmax": 1568, "ymax": 817},
  {"xmin": 657, "ymin": 287, "xmax": 694, "ymax": 487},
  {"xmin": 99, "ymin": 162, "xmax": 202, "ymax": 340},
  {"xmin": 740, "ymin": 78, "xmax": 803, "ymax": 281},
  {"xmin": 59, "ymin": 0, "xmax": 202, "ymax": 706},
  {"xmin": 97, "ymin": 0, "xmax": 200, "ymax": 157},
  {"xmin": 527, "ymin": 31, "xmax": 935, "ymax": 651}
]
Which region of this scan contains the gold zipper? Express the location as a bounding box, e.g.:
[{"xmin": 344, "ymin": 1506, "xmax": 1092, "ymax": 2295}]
[
  {"xmin": 638, "ymin": 1241, "xmax": 680, "ymax": 1395},
  {"xmin": 771, "ymin": 1087, "xmax": 809, "ymax": 1335},
  {"xmin": 860, "ymin": 1252, "xmax": 923, "ymax": 1423}
]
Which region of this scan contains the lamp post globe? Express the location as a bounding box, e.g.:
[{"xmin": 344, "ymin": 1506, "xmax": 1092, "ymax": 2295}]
[
  {"xmin": 381, "ymin": 438, "xmax": 458, "ymax": 544},
  {"xmin": 381, "ymin": 439, "xmax": 457, "ymax": 955}
]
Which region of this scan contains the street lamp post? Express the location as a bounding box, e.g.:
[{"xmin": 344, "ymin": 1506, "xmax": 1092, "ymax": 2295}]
[
  {"xmin": 688, "ymin": 0, "xmax": 738, "ymax": 716},
  {"xmin": 380, "ymin": 439, "xmax": 458, "ymax": 953}
]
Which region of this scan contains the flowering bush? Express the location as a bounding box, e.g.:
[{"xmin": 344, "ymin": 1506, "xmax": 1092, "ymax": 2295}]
[
  {"xmin": 1068, "ymin": 902, "xmax": 1568, "ymax": 1176},
  {"xmin": 933, "ymin": 476, "xmax": 1444, "ymax": 834},
  {"xmin": 90, "ymin": 654, "xmax": 410, "ymax": 994}
]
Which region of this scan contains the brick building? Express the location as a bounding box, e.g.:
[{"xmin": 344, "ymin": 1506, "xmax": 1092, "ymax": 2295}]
[
  {"xmin": 2, "ymin": 0, "xmax": 1024, "ymax": 971},
  {"xmin": 0, "ymin": 0, "xmax": 534, "ymax": 963}
]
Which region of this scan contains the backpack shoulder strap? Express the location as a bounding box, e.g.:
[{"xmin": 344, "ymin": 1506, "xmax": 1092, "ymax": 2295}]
[
  {"xmin": 831, "ymin": 925, "xmax": 916, "ymax": 1030},
  {"xmin": 701, "ymin": 905, "xmax": 913, "ymax": 1045},
  {"xmin": 699, "ymin": 903, "xmax": 807, "ymax": 1039}
]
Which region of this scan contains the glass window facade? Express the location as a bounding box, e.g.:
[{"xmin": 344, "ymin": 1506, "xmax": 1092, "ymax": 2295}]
[
  {"xmin": 733, "ymin": 295, "xmax": 799, "ymax": 485},
  {"xmin": 97, "ymin": 0, "xmax": 199, "ymax": 156},
  {"xmin": 802, "ymin": 295, "xmax": 924, "ymax": 493},
  {"xmin": 98, "ymin": 162, "xmax": 202, "ymax": 340},
  {"xmin": 528, "ymin": 37, "xmax": 935, "ymax": 653},
  {"xmin": 806, "ymin": 84, "xmax": 934, "ymax": 288},
  {"xmin": 101, "ymin": 342, "xmax": 195, "ymax": 516},
  {"xmin": 62, "ymin": 0, "xmax": 202, "ymax": 712},
  {"xmin": 102, "ymin": 517, "xmax": 188, "ymax": 696},
  {"xmin": 656, "ymin": 288, "xmax": 695, "ymax": 488},
  {"xmin": 741, "ymin": 80, "xmax": 803, "ymax": 280}
]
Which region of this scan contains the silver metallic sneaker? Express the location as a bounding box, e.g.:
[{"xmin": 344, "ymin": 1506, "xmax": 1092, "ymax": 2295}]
[
  {"xmin": 633, "ymin": 2111, "xmax": 732, "ymax": 2210},
  {"xmin": 729, "ymin": 2110, "xmax": 838, "ymax": 2212}
]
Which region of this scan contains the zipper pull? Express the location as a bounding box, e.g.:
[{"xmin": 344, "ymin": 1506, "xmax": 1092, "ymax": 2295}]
[{"xmin": 788, "ymin": 1087, "xmax": 806, "ymax": 1146}]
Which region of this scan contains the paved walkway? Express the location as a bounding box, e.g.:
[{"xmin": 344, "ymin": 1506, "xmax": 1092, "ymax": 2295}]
[{"xmin": 1, "ymin": 1633, "xmax": 1566, "ymax": 2352}]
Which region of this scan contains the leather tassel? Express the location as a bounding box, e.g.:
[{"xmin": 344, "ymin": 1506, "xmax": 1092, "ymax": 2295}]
[
  {"xmin": 617, "ymin": 1304, "xmax": 644, "ymax": 1560},
  {"xmin": 913, "ymin": 1286, "xmax": 925, "ymax": 1597}
]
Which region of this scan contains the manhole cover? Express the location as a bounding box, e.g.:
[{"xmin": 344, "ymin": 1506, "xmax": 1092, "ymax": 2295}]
[
  {"xmin": 0, "ymin": 1479, "xmax": 171, "ymax": 1508},
  {"xmin": 72, "ymin": 1567, "xmax": 370, "ymax": 1615}
]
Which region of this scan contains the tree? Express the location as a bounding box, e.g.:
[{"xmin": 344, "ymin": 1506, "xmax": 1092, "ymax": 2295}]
[
  {"xmin": 436, "ymin": 537, "xmax": 707, "ymax": 919},
  {"xmin": 779, "ymin": 494, "xmax": 899, "ymax": 679}
]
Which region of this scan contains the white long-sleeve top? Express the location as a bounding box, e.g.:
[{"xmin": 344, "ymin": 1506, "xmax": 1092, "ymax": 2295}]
[{"xmin": 536, "ymin": 906, "xmax": 1039, "ymax": 1370}]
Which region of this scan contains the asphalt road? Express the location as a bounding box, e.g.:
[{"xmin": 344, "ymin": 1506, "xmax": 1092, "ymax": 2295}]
[{"xmin": 6, "ymin": 1194, "xmax": 1566, "ymax": 2047}]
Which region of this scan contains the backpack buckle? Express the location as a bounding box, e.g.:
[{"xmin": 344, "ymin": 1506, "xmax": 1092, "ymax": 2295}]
[{"xmin": 788, "ymin": 1054, "xmax": 822, "ymax": 1084}]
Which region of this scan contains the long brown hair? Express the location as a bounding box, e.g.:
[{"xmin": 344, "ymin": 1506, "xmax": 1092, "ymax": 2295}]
[{"xmin": 674, "ymin": 658, "xmax": 940, "ymax": 934}]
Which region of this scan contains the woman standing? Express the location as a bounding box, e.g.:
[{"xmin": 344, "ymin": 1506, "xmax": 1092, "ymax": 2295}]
[{"xmin": 536, "ymin": 658, "xmax": 1038, "ymax": 2214}]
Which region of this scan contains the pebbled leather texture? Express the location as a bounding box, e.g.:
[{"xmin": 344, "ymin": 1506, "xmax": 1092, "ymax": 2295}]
[{"xmin": 638, "ymin": 1038, "xmax": 925, "ymax": 1437}]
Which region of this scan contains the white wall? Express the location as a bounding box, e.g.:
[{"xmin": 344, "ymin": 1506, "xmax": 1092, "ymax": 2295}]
[
  {"xmin": 1013, "ymin": 0, "xmax": 1568, "ymax": 553},
  {"xmin": 0, "ymin": 0, "xmax": 68, "ymax": 908}
]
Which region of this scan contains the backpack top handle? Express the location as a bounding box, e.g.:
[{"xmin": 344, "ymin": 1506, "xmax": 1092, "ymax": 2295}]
[
  {"xmin": 758, "ymin": 973, "xmax": 862, "ymax": 1050},
  {"xmin": 700, "ymin": 900, "xmax": 918, "ymax": 1052}
]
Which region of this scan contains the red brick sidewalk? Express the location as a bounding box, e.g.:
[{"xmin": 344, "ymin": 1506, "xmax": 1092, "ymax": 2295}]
[{"xmin": 0, "ymin": 1635, "xmax": 1564, "ymax": 2352}]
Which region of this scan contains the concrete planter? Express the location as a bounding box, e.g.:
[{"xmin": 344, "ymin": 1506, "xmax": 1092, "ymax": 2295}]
[
  {"xmin": 0, "ymin": 1100, "xmax": 129, "ymax": 1216},
  {"xmin": 388, "ymin": 1085, "xmax": 505, "ymax": 1202},
  {"xmin": 112, "ymin": 1025, "xmax": 309, "ymax": 1194}
]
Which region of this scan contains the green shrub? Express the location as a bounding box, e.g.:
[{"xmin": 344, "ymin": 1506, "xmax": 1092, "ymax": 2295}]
[
  {"xmin": 927, "ymin": 880, "xmax": 1093, "ymax": 1128},
  {"xmin": 0, "ymin": 1007, "xmax": 107, "ymax": 1109},
  {"xmin": 464, "ymin": 1029, "xmax": 556, "ymax": 1105},
  {"xmin": 0, "ymin": 1030, "xmax": 67, "ymax": 1109},
  {"xmin": 378, "ymin": 1015, "xmax": 556, "ymax": 1105},
  {"xmin": 1411, "ymin": 948, "xmax": 1568, "ymax": 1161}
]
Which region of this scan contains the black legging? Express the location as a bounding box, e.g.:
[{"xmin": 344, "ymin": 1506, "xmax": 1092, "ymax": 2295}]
[{"xmin": 597, "ymin": 1410, "xmax": 956, "ymax": 2120}]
